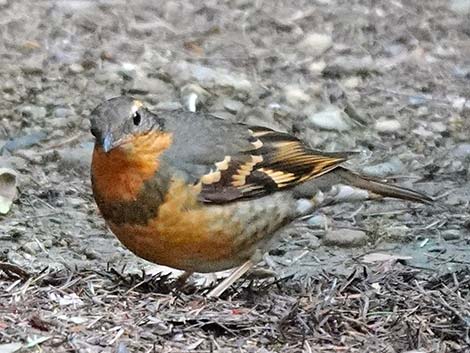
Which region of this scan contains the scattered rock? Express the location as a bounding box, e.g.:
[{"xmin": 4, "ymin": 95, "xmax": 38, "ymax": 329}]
[
  {"xmin": 22, "ymin": 241, "xmax": 41, "ymax": 255},
  {"xmin": 442, "ymin": 230, "xmax": 460, "ymax": 241},
  {"xmin": 323, "ymin": 229, "xmax": 368, "ymax": 248},
  {"xmin": 307, "ymin": 214, "xmax": 329, "ymax": 228},
  {"xmin": 416, "ymin": 106, "xmax": 429, "ymax": 116},
  {"xmin": 408, "ymin": 95, "xmax": 427, "ymax": 106},
  {"xmin": 308, "ymin": 60, "xmax": 326, "ymax": 74},
  {"xmin": 0, "ymin": 156, "xmax": 27, "ymax": 170},
  {"xmin": 429, "ymin": 121, "xmax": 447, "ymax": 133},
  {"xmin": 49, "ymin": 118, "xmax": 69, "ymax": 128},
  {"xmin": 130, "ymin": 77, "xmax": 171, "ymax": 95},
  {"xmin": 452, "ymin": 65, "xmax": 470, "ymax": 78},
  {"xmin": 2, "ymin": 131, "xmax": 47, "ymax": 152},
  {"xmin": 308, "ymin": 236, "xmax": 321, "ymax": 249},
  {"xmin": 451, "ymin": 143, "xmax": 470, "ymax": 159},
  {"xmin": 298, "ymin": 33, "xmax": 332, "ymax": 56},
  {"xmin": 375, "ymin": 119, "xmax": 401, "ymax": 133},
  {"xmin": 360, "ymin": 157, "xmax": 405, "ymax": 177},
  {"xmin": 68, "ymin": 63, "xmax": 84, "ymax": 74},
  {"xmin": 57, "ymin": 142, "xmax": 93, "ymax": 171},
  {"xmin": 342, "ymin": 76, "xmax": 362, "ymax": 89},
  {"xmin": 412, "ymin": 125, "xmax": 434, "ymax": 138},
  {"xmin": 308, "ymin": 106, "xmax": 353, "ymax": 131},
  {"xmin": 154, "ymin": 101, "xmax": 182, "ymax": 111},
  {"xmin": 449, "ymin": 0, "xmax": 470, "ymax": 14},
  {"xmin": 463, "ymin": 219, "xmax": 470, "ymax": 231},
  {"xmin": 166, "ymin": 61, "xmax": 252, "ymax": 93},
  {"xmin": 21, "ymin": 59, "xmax": 44, "ymax": 75},
  {"xmin": 223, "ymin": 98, "xmax": 244, "ymax": 114},
  {"xmin": 241, "ymin": 108, "xmax": 286, "ymax": 131},
  {"xmin": 284, "ymin": 85, "xmax": 311, "ymax": 106},
  {"xmin": 17, "ymin": 105, "xmax": 47, "ymax": 120},
  {"xmin": 323, "ymin": 55, "xmax": 375, "ymax": 76},
  {"xmin": 53, "ymin": 107, "xmax": 74, "ymax": 118}
]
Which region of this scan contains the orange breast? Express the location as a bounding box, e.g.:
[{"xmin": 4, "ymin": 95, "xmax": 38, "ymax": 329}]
[
  {"xmin": 91, "ymin": 132, "xmax": 172, "ymax": 202},
  {"xmin": 106, "ymin": 179, "xmax": 249, "ymax": 272}
]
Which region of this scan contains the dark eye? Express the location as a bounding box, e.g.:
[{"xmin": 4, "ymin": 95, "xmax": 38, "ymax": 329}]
[{"xmin": 133, "ymin": 111, "xmax": 141, "ymax": 126}]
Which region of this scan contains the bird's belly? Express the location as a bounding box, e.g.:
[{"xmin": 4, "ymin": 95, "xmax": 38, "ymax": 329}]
[{"xmin": 105, "ymin": 181, "xmax": 296, "ymax": 273}]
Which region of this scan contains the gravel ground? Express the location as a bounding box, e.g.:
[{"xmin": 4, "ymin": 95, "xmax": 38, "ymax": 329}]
[{"xmin": 1, "ymin": 0, "xmax": 469, "ymax": 352}]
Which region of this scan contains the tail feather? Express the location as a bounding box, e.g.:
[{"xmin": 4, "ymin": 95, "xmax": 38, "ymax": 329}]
[{"xmin": 335, "ymin": 167, "xmax": 433, "ymax": 204}]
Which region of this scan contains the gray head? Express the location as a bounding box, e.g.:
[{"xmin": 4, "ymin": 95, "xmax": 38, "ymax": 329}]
[{"xmin": 89, "ymin": 96, "xmax": 165, "ymax": 152}]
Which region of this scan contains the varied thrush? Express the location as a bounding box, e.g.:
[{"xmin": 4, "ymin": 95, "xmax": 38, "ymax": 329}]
[{"xmin": 89, "ymin": 96, "xmax": 432, "ymax": 297}]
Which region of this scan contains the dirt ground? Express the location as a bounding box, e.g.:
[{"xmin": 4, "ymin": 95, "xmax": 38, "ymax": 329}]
[{"xmin": 1, "ymin": 0, "xmax": 470, "ymax": 352}]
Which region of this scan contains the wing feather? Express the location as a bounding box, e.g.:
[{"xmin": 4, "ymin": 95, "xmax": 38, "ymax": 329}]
[{"xmin": 198, "ymin": 127, "xmax": 349, "ymax": 203}]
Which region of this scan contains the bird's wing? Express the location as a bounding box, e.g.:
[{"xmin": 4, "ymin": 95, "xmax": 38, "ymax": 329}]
[
  {"xmin": 194, "ymin": 125, "xmax": 349, "ymax": 203},
  {"xmin": 163, "ymin": 111, "xmax": 349, "ymax": 203}
]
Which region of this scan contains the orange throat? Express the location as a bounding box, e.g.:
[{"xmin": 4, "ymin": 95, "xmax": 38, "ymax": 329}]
[{"xmin": 91, "ymin": 132, "xmax": 172, "ymax": 202}]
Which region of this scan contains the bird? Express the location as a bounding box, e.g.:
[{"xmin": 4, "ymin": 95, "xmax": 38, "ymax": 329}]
[{"xmin": 89, "ymin": 96, "xmax": 432, "ymax": 297}]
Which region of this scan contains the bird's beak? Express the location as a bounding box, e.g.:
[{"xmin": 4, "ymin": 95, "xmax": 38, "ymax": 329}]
[{"xmin": 102, "ymin": 133, "xmax": 113, "ymax": 153}]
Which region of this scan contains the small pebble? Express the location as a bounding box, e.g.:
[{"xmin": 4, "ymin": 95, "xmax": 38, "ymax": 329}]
[
  {"xmin": 69, "ymin": 63, "xmax": 84, "ymax": 74},
  {"xmin": 54, "ymin": 107, "xmax": 74, "ymax": 118},
  {"xmin": 307, "ymin": 214, "xmax": 328, "ymax": 228},
  {"xmin": 412, "ymin": 125, "xmax": 434, "ymax": 138},
  {"xmin": 298, "ymin": 33, "xmax": 332, "ymax": 56},
  {"xmin": 449, "ymin": 0, "xmax": 470, "ymax": 14},
  {"xmin": 451, "ymin": 143, "xmax": 470, "ymax": 158},
  {"xmin": 309, "ymin": 106, "xmax": 352, "ymax": 131},
  {"xmin": 323, "ymin": 229, "xmax": 367, "ymax": 248},
  {"xmin": 18, "ymin": 105, "xmax": 47, "ymax": 119},
  {"xmin": 463, "ymin": 219, "xmax": 470, "ymax": 231},
  {"xmin": 223, "ymin": 98, "xmax": 244, "ymax": 114},
  {"xmin": 284, "ymin": 85, "xmax": 310, "ymax": 106},
  {"xmin": 375, "ymin": 119, "xmax": 401, "ymax": 133},
  {"xmin": 308, "ymin": 60, "xmax": 326, "ymax": 74},
  {"xmin": 49, "ymin": 117, "xmax": 69, "ymax": 128},
  {"xmin": 361, "ymin": 157, "xmax": 404, "ymax": 177},
  {"xmin": 57, "ymin": 142, "xmax": 93, "ymax": 170},
  {"xmin": 22, "ymin": 241, "xmax": 41, "ymax": 255},
  {"xmin": 130, "ymin": 77, "xmax": 171, "ymax": 95},
  {"xmin": 155, "ymin": 101, "xmax": 182, "ymax": 111},
  {"xmin": 167, "ymin": 61, "xmax": 252, "ymax": 92},
  {"xmin": 343, "ymin": 76, "xmax": 361, "ymax": 89},
  {"xmin": 323, "ymin": 55, "xmax": 374, "ymax": 76},
  {"xmin": 442, "ymin": 230, "xmax": 461, "ymax": 241},
  {"xmin": 408, "ymin": 95, "xmax": 427, "ymax": 106},
  {"xmin": 429, "ymin": 121, "xmax": 447, "ymax": 133},
  {"xmin": 2, "ymin": 131, "xmax": 47, "ymax": 152}
]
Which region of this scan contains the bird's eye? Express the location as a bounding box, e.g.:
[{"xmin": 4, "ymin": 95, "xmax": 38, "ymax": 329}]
[{"xmin": 133, "ymin": 111, "xmax": 141, "ymax": 126}]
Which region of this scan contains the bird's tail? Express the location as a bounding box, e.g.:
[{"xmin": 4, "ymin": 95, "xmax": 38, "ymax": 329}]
[{"xmin": 334, "ymin": 167, "xmax": 433, "ymax": 204}]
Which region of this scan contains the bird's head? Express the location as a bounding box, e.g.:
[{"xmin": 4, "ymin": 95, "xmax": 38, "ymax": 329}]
[{"xmin": 89, "ymin": 96, "xmax": 167, "ymax": 154}]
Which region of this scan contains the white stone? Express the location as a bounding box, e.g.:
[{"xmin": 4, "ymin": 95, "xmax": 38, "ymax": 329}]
[
  {"xmin": 309, "ymin": 106, "xmax": 352, "ymax": 131},
  {"xmin": 323, "ymin": 229, "xmax": 367, "ymax": 248},
  {"xmin": 374, "ymin": 119, "xmax": 401, "ymax": 133},
  {"xmin": 284, "ymin": 85, "xmax": 310, "ymax": 106},
  {"xmin": 298, "ymin": 33, "xmax": 333, "ymax": 56},
  {"xmin": 449, "ymin": 0, "xmax": 470, "ymax": 14},
  {"xmin": 308, "ymin": 60, "xmax": 326, "ymax": 74}
]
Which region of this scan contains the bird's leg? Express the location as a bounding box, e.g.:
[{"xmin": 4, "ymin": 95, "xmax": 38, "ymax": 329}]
[{"xmin": 206, "ymin": 260, "xmax": 254, "ymax": 298}]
